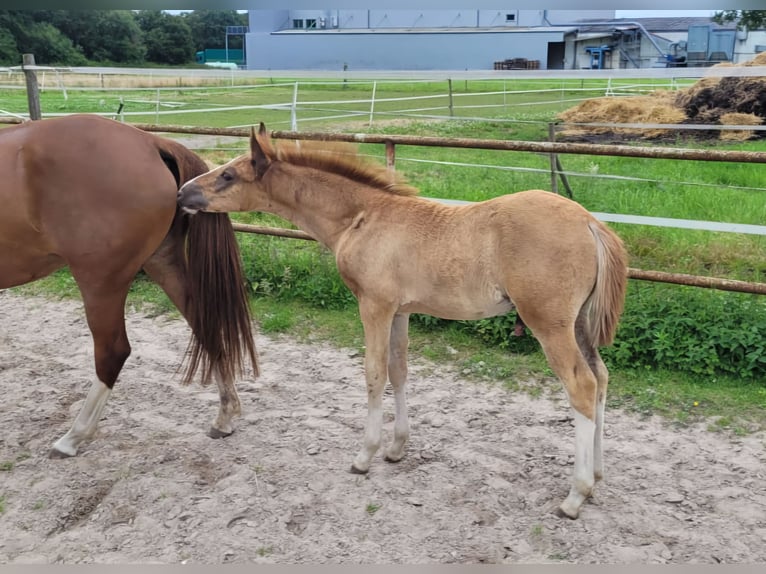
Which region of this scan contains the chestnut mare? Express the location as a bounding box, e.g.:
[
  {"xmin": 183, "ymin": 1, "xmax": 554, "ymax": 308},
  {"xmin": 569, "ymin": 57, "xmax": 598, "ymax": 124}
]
[
  {"xmin": 178, "ymin": 124, "xmax": 628, "ymax": 519},
  {"xmin": 0, "ymin": 115, "xmax": 257, "ymax": 458}
]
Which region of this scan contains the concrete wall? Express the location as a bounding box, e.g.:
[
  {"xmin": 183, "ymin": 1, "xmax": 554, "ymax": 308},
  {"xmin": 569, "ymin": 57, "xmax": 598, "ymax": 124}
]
[{"xmin": 247, "ymin": 29, "xmax": 567, "ymax": 71}]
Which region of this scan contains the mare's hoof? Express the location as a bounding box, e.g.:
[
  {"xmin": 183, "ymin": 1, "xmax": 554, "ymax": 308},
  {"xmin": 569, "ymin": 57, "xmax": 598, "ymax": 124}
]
[
  {"xmin": 383, "ymin": 454, "xmax": 403, "ymax": 463},
  {"xmin": 208, "ymin": 427, "xmax": 233, "ymax": 439},
  {"xmin": 349, "ymin": 464, "xmax": 369, "ymax": 475},
  {"xmin": 49, "ymin": 448, "xmax": 73, "ymax": 459}
]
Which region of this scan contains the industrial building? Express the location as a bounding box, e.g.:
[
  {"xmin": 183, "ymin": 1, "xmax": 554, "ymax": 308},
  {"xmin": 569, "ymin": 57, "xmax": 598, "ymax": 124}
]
[{"xmin": 244, "ymin": 9, "xmax": 766, "ymax": 71}]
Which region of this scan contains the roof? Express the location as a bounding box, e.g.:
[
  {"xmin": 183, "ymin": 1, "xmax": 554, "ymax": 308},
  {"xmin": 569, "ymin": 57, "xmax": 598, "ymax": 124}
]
[
  {"xmin": 574, "ymin": 16, "xmax": 738, "ymax": 33},
  {"xmin": 273, "ymin": 26, "xmax": 578, "ymax": 35}
]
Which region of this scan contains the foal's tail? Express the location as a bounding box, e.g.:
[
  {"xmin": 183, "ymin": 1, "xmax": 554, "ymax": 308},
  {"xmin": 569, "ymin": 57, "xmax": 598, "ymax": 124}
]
[
  {"xmin": 157, "ymin": 137, "xmax": 259, "ymax": 386},
  {"xmin": 583, "ymin": 221, "xmax": 628, "ymax": 348}
]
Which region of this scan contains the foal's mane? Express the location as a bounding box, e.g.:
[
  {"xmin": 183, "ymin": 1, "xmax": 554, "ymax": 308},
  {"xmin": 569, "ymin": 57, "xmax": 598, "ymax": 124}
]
[{"xmin": 256, "ymin": 133, "xmax": 419, "ymax": 197}]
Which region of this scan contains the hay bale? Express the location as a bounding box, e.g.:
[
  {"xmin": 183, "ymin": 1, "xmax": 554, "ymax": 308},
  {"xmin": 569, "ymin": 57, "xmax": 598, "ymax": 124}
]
[{"xmin": 719, "ymin": 112, "xmax": 762, "ymax": 141}]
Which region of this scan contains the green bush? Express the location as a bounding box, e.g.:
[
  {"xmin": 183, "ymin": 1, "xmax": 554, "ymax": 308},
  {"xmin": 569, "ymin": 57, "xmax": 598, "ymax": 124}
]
[
  {"xmin": 603, "ymin": 283, "xmax": 766, "ymax": 380},
  {"xmin": 239, "ymin": 235, "xmax": 356, "ymax": 310}
]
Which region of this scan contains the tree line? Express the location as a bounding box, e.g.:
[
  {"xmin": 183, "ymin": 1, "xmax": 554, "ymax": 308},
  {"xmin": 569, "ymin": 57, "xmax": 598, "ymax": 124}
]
[{"xmin": 0, "ymin": 10, "xmax": 248, "ymax": 67}]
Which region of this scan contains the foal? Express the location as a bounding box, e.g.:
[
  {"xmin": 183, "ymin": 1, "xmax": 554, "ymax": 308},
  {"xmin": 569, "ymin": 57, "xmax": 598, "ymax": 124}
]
[{"xmin": 178, "ymin": 124, "xmax": 628, "ymax": 518}]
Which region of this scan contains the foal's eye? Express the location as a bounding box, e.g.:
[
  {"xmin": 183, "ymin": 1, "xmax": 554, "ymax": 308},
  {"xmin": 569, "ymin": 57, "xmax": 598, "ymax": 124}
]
[{"xmin": 220, "ymin": 170, "xmax": 234, "ymax": 182}]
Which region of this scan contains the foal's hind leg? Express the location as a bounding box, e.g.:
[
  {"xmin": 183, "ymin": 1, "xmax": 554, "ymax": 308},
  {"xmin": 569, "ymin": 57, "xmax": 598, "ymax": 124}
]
[
  {"xmin": 535, "ymin": 327, "xmax": 599, "ymax": 519},
  {"xmin": 384, "ymin": 313, "xmax": 410, "ymax": 463},
  {"xmin": 590, "ymin": 353, "xmax": 609, "ymax": 481},
  {"xmin": 50, "ymin": 282, "xmax": 132, "ymax": 457},
  {"xmin": 142, "ymin": 239, "xmax": 241, "ymax": 439}
]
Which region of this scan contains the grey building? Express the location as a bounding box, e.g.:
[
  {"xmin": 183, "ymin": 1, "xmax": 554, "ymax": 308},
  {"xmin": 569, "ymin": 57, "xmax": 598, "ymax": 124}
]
[
  {"xmin": 245, "ymin": 10, "xmax": 615, "ymax": 71},
  {"xmin": 245, "ymin": 10, "xmax": 760, "ymax": 71}
]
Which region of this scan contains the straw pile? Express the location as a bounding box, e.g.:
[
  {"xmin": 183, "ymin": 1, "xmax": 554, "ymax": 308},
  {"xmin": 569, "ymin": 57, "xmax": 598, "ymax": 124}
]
[
  {"xmin": 557, "ymin": 92, "xmax": 685, "ymax": 138},
  {"xmin": 557, "ymin": 52, "xmax": 766, "ymax": 141}
]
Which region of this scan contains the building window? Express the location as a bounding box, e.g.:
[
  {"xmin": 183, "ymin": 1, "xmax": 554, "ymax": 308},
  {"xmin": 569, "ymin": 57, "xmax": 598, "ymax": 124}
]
[
  {"xmin": 293, "ymin": 19, "xmax": 304, "ymax": 29},
  {"xmin": 306, "ymin": 18, "xmax": 317, "ymax": 29},
  {"xmin": 506, "ymin": 13, "xmax": 516, "ymax": 22}
]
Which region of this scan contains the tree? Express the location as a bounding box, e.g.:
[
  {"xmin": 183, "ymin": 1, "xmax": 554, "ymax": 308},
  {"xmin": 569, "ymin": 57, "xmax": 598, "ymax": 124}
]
[
  {"xmin": 0, "ymin": 27, "xmax": 18, "ymax": 65},
  {"xmin": 0, "ymin": 11, "xmax": 86, "ymax": 66},
  {"xmin": 137, "ymin": 11, "xmax": 195, "ymax": 65},
  {"xmin": 44, "ymin": 10, "xmax": 145, "ymax": 64},
  {"xmin": 713, "ymin": 10, "xmax": 766, "ymax": 30},
  {"xmin": 184, "ymin": 10, "xmax": 248, "ymax": 52}
]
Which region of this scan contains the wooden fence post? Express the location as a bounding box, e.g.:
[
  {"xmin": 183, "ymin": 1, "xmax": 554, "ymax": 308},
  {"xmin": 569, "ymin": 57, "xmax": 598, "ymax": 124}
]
[
  {"xmin": 548, "ymin": 122, "xmax": 574, "ymax": 199},
  {"xmin": 448, "ymin": 78, "xmax": 454, "ymax": 117},
  {"xmin": 385, "ymin": 140, "xmax": 396, "ymax": 171},
  {"xmin": 22, "ymin": 54, "xmax": 42, "ymax": 120},
  {"xmin": 548, "ymin": 123, "xmax": 560, "ymax": 195}
]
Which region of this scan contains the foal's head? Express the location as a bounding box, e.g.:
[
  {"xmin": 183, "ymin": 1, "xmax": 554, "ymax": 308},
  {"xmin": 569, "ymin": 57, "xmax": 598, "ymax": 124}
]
[
  {"xmin": 177, "ymin": 122, "xmax": 417, "ymax": 214},
  {"xmin": 177, "ymin": 124, "xmax": 271, "ymax": 214}
]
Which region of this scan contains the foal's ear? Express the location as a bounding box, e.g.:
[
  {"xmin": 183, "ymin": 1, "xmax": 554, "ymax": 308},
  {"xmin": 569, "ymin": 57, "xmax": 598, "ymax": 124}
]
[{"xmin": 250, "ymin": 123, "xmax": 271, "ymax": 179}]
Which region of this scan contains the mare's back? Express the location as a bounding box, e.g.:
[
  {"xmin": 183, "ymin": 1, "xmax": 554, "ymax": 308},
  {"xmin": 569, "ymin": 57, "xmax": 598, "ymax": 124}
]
[
  {"xmin": 0, "ymin": 116, "xmax": 183, "ymax": 261},
  {"xmin": 1, "ymin": 116, "xmax": 180, "ymax": 224}
]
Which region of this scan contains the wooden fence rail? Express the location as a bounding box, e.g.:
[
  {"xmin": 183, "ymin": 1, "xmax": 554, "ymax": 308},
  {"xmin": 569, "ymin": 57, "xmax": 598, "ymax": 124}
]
[
  {"xmin": 3, "ymin": 115, "xmax": 764, "ymax": 295},
  {"xmin": 231, "ymin": 223, "xmax": 766, "ymax": 296}
]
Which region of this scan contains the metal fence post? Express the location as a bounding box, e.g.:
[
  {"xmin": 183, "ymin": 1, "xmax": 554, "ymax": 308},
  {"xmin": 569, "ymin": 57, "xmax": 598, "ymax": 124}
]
[
  {"xmin": 291, "ymin": 82, "xmax": 299, "ymax": 131},
  {"xmin": 369, "ymin": 80, "xmax": 377, "ymax": 128}
]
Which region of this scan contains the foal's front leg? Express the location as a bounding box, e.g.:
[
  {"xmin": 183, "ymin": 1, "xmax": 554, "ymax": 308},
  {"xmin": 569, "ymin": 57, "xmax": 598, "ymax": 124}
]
[
  {"xmin": 384, "ymin": 313, "xmax": 410, "ymax": 463},
  {"xmin": 350, "ymin": 301, "xmax": 394, "ymax": 474}
]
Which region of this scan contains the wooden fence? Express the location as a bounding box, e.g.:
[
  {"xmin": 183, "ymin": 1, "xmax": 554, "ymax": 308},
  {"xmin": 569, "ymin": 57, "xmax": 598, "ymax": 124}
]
[{"xmin": 5, "ymin": 56, "xmax": 766, "ymax": 296}]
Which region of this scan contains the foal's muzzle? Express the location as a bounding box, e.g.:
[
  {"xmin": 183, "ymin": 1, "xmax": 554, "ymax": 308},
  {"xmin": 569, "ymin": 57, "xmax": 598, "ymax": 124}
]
[{"xmin": 177, "ymin": 182, "xmax": 209, "ymax": 214}]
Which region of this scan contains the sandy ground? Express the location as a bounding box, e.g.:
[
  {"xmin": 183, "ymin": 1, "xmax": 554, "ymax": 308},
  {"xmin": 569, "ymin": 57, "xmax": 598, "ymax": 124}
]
[{"xmin": 1, "ymin": 291, "xmax": 765, "ymax": 564}]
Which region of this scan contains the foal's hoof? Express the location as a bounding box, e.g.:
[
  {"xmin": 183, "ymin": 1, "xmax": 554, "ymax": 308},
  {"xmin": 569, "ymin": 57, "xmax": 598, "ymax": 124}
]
[
  {"xmin": 383, "ymin": 454, "xmax": 403, "ymax": 463},
  {"xmin": 554, "ymin": 505, "xmax": 579, "ymax": 520},
  {"xmin": 349, "ymin": 464, "xmax": 369, "ymax": 475},
  {"xmin": 49, "ymin": 448, "xmax": 74, "ymax": 459},
  {"xmin": 208, "ymin": 426, "xmax": 233, "ymax": 439}
]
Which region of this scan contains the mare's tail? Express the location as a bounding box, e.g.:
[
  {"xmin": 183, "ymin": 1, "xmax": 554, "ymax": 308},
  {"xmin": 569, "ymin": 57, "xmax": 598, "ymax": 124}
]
[{"xmin": 157, "ymin": 137, "xmax": 259, "ymax": 385}]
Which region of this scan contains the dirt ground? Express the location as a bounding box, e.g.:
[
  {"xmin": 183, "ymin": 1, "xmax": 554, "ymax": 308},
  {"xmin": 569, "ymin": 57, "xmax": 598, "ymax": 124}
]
[{"xmin": 1, "ymin": 291, "xmax": 765, "ymax": 564}]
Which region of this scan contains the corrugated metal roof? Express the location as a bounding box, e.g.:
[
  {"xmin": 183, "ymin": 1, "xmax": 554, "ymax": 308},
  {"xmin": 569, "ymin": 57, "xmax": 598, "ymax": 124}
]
[{"xmin": 574, "ymin": 16, "xmax": 738, "ymax": 33}]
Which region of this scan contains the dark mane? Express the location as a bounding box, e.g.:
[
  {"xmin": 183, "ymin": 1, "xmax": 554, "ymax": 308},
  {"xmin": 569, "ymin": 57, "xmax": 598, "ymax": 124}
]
[{"xmin": 256, "ymin": 135, "xmax": 420, "ymax": 197}]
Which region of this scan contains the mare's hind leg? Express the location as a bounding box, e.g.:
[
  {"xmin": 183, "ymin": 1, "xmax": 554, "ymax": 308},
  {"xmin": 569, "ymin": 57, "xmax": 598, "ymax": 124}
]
[
  {"xmin": 142, "ymin": 237, "xmax": 241, "ymax": 439},
  {"xmin": 384, "ymin": 313, "xmax": 410, "ymax": 463},
  {"xmin": 533, "ymin": 326, "xmax": 599, "ymax": 519},
  {"xmin": 50, "ymin": 282, "xmax": 132, "ymax": 457}
]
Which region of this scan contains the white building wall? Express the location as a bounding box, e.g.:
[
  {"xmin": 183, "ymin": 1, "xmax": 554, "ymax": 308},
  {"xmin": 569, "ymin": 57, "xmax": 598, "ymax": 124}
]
[{"xmin": 734, "ymin": 30, "xmax": 766, "ymax": 62}]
